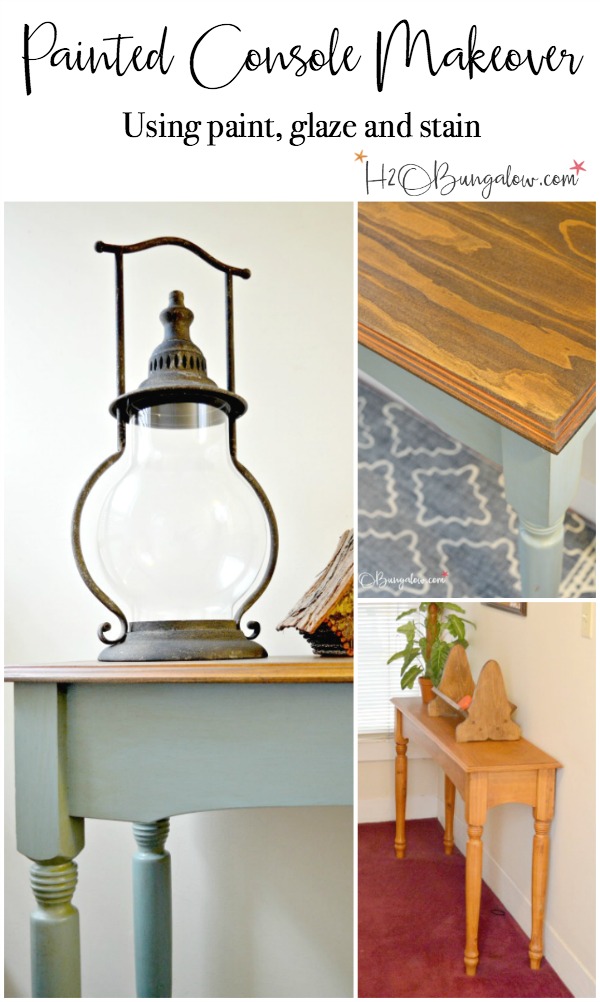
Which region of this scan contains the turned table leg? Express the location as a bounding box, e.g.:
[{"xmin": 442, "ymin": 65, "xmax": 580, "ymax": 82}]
[
  {"xmin": 464, "ymin": 825, "xmax": 484, "ymax": 975},
  {"xmin": 394, "ymin": 709, "xmax": 408, "ymax": 857},
  {"xmin": 132, "ymin": 819, "xmax": 172, "ymax": 998},
  {"xmin": 30, "ymin": 859, "xmax": 81, "ymax": 997},
  {"xmin": 530, "ymin": 819, "xmax": 551, "ymax": 969},
  {"xmin": 13, "ymin": 683, "xmax": 85, "ymax": 998},
  {"xmin": 464, "ymin": 774, "xmax": 487, "ymax": 976},
  {"xmin": 501, "ymin": 421, "xmax": 593, "ymax": 597},
  {"xmin": 394, "ymin": 710, "xmax": 408, "ymax": 859},
  {"xmin": 443, "ymin": 776, "xmax": 455, "ymax": 855},
  {"xmin": 529, "ymin": 769, "xmax": 556, "ymax": 970}
]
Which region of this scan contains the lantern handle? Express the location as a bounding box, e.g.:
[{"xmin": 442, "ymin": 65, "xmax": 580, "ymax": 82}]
[
  {"xmin": 95, "ymin": 237, "xmax": 251, "ymax": 280},
  {"xmin": 96, "ymin": 237, "xmax": 250, "ymax": 406}
]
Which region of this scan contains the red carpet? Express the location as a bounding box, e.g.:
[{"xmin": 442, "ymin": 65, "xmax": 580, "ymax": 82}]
[{"xmin": 358, "ymin": 819, "xmax": 573, "ymax": 998}]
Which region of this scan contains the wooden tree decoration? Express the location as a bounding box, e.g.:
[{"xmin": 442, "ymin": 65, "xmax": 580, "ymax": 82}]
[
  {"xmin": 455, "ymin": 660, "xmax": 521, "ymax": 742},
  {"xmin": 428, "ymin": 645, "xmax": 475, "ymax": 717},
  {"xmin": 276, "ymin": 530, "xmax": 353, "ymax": 656},
  {"xmin": 429, "ymin": 649, "xmax": 521, "ymax": 743}
]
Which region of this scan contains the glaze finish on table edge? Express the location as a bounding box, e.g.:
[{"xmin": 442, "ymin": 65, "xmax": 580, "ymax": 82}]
[
  {"xmin": 358, "ymin": 327, "xmax": 595, "ymax": 455},
  {"xmin": 4, "ymin": 656, "xmax": 353, "ymax": 684}
]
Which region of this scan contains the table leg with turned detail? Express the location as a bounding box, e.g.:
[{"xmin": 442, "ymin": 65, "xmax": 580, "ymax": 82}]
[
  {"xmin": 392, "ymin": 699, "xmax": 561, "ymax": 977},
  {"xmin": 29, "ymin": 859, "xmax": 82, "ymax": 998},
  {"xmin": 394, "ymin": 710, "xmax": 408, "ymax": 859},
  {"xmin": 13, "ymin": 683, "xmax": 85, "ymax": 999},
  {"xmin": 464, "ymin": 774, "xmax": 488, "ymax": 976},
  {"xmin": 7, "ymin": 658, "xmax": 353, "ymax": 999},
  {"xmin": 132, "ymin": 820, "xmax": 172, "ymax": 998},
  {"xmin": 529, "ymin": 769, "xmax": 557, "ymax": 971}
]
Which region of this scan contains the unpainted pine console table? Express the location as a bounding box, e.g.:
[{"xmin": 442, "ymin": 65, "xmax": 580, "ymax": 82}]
[
  {"xmin": 393, "ymin": 698, "xmax": 561, "ymax": 976},
  {"xmin": 5, "ymin": 657, "xmax": 353, "ymax": 998},
  {"xmin": 359, "ymin": 201, "xmax": 596, "ymax": 597}
]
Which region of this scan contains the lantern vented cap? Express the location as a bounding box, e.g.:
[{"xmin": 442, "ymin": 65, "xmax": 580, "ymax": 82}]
[
  {"xmin": 147, "ymin": 290, "xmax": 208, "ymax": 379},
  {"xmin": 108, "ymin": 289, "xmax": 248, "ymax": 421}
]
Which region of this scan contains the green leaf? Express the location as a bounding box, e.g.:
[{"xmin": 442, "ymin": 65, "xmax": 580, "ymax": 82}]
[
  {"xmin": 400, "ymin": 664, "xmax": 422, "ymax": 690},
  {"xmin": 400, "ymin": 650, "xmax": 421, "ymax": 675},
  {"xmin": 445, "ymin": 614, "xmax": 465, "ymax": 642},
  {"xmin": 387, "ymin": 650, "xmax": 405, "ymax": 664},
  {"xmin": 395, "ymin": 621, "xmax": 416, "ymax": 645},
  {"xmin": 428, "ymin": 639, "xmax": 452, "ymax": 685},
  {"xmin": 395, "ymin": 608, "xmax": 418, "ymax": 621}
]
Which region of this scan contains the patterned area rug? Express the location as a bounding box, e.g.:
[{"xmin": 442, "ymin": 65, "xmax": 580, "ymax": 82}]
[{"xmin": 358, "ymin": 380, "xmax": 596, "ymax": 599}]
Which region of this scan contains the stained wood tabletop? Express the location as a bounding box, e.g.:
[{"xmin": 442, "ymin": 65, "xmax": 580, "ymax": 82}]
[
  {"xmin": 359, "ymin": 202, "xmax": 595, "ymax": 453},
  {"xmin": 4, "ymin": 656, "xmax": 353, "ymax": 684}
]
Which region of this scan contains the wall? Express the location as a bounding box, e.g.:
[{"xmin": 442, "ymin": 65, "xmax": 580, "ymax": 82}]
[
  {"xmin": 358, "ymin": 736, "xmax": 439, "ymax": 822},
  {"xmin": 450, "ymin": 602, "xmax": 595, "ymax": 998},
  {"xmin": 4, "ymin": 202, "xmax": 354, "ymax": 998}
]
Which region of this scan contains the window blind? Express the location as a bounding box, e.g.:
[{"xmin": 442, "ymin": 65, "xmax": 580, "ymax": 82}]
[{"xmin": 356, "ymin": 600, "xmax": 419, "ymax": 734}]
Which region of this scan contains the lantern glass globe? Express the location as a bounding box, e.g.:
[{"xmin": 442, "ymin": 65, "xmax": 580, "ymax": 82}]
[{"xmin": 96, "ymin": 403, "xmax": 269, "ymax": 622}]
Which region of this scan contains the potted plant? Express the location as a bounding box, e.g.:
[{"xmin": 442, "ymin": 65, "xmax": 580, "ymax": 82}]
[{"xmin": 387, "ymin": 602, "xmax": 475, "ymax": 703}]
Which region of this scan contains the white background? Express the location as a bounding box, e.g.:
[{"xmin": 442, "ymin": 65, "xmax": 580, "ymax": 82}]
[
  {"xmin": 2, "ymin": 1, "xmax": 598, "ymax": 999},
  {"xmin": 1, "ymin": 1, "xmax": 596, "ymax": 202}
]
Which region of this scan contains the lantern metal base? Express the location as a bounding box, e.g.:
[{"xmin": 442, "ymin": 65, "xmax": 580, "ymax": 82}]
[{"xmin": 98, "ymin": 620, "xmax": 267, "ymax": 662}]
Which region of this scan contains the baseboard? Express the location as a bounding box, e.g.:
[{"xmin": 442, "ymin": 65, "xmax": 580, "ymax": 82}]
[
  {"xmin": 359, "ymin": 793, "xmax": 437, "ymax": 824},
  {"xmin": 443, "ymin": 809, "xmax": 596, "ymax": 998}
]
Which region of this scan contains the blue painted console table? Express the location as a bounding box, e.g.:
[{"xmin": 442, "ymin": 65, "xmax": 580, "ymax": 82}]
[
  {"xmin": 359, "ymin": 201, "xmax": 596, "ymax": 597},
  {"xmin": 5, "ymin": 657, "xmax": 353, "ymax": 998}
]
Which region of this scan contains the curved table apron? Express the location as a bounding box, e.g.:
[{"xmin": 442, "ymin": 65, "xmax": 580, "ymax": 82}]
[{"xmin": 6, "ymin": 658, "xmax": 353, "ymax": 998}]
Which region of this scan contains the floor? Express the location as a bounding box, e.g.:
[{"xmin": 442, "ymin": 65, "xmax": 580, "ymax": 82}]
[{"xmin": 358, "ymin": 818, "xmax": 573, "ymax": 999}]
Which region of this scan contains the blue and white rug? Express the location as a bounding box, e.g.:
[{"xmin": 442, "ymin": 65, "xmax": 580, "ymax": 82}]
[{"xmin": 358, "ymin": 380, "xmax": 596, "ymax": 599}]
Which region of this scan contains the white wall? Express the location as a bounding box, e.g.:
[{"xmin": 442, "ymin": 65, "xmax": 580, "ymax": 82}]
[
  {"xmin": 358, "ymin": 736, "xmax": 439, "ymax": 822},
  {"xmin": 4, "ymin": 202, "xmax": 354, "ymax": 998},
  {"xmin": 454, "ymin": 602, "xmax": 596, "ymax": 999},
  {"xmin": 358, "ymin": 602, "xmax": 595, "ymax": 998}
]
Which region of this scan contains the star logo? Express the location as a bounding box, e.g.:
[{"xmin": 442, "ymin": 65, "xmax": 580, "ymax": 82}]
[
  {"xmin": 354, "ymin": 150, "xmax": 367, "ymax": 163},
  {"xmin": 570, "ymin": 160, "xmax": 586, "ymax": 176},
  {"xmin": 442, "ymin": 571, "xmax": 449, "ymax": 578}
]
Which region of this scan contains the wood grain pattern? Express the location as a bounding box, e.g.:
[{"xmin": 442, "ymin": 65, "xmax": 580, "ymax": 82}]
[
  {"xmin": 454, "ymin": 659, "xmax": 521, "ymax": 743},
  {"xmin": 393, "ymin": 699, "xmax": 561, "ymax": 774},
  {"xmin": 359, "ymin": 202, "xmax": 595, "ymax": 453},
  {"xmin": 428, "ymin": 645, "xmax": 475, "ymax": 717},
  {"xmin": 4, "ymin": 657, "xmax": 353, "ymax": 685}
]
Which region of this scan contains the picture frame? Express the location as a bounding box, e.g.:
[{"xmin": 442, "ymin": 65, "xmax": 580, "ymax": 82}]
[{"xmin": 487, "ymin": 602, "xmax": 528, "ymax": 616}]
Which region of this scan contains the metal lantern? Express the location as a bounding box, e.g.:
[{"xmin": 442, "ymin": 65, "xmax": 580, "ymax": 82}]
[{"xmin": 72, "ymin": 237, "xmax": 278, "ymax": 661}]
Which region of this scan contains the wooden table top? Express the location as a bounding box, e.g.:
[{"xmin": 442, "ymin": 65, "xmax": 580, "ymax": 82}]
[
  {"xmin": 359, "ymin": 202, "xmax": 595, "ymax": 453},
  {"xmin": 4, "ymin": 656, "xmax": 353, "ymax": 684},
  {"xmin": 393, "ymin": 698, "xmax": 561, "ymax": 772}
]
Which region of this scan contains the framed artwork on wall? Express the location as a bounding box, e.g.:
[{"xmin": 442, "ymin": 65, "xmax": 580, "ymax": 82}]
[{"xmin": 487, "ymin": 602, "xmax": 528, "ymax": 616}]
